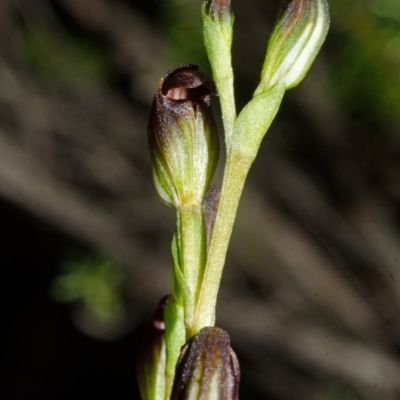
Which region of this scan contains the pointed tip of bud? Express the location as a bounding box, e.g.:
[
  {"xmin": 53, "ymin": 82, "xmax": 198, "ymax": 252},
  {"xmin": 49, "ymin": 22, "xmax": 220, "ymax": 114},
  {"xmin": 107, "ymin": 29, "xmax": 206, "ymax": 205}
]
[
  {"xmin": 171, "ymin": 327, "xmax": 240, "ymax": 400},
  {"xmin": 205, "ymin": 0, "xmax": 232, "ymax": 17},
  {"xmin": 276, "ymin": 0, "xmax": 302, "ymax": 21}
]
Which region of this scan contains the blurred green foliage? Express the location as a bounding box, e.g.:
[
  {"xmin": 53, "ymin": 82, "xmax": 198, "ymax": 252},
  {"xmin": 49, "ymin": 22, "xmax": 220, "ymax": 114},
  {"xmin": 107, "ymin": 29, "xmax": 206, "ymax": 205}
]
[
  {"xmin": 319, "ymin": 391, "xmax": 360, "ymax": 400},
  {"xmin": 367, "ymin": 0, "xmax": 400, "ymax": 22},
  {"xmin": 50, "ymin": 254, "xmax": 124, "ymax": 322},
  {"xmin": 18, "ymin": 26, "xmax": 110, "ymax": 87},
  {"xmin": 158, "ymin": 0, "xmax": 208, "ymax": 70},
  {"xmin": 330, "ymin": 0, "xmax": 400, "ymax": 132}
]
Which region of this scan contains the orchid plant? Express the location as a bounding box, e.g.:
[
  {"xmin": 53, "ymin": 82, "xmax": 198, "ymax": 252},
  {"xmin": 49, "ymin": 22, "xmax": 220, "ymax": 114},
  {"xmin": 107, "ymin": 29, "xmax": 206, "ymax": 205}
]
[{"xmin": 138, "ymin": 1, "xmax": 330, "ymax": 399}]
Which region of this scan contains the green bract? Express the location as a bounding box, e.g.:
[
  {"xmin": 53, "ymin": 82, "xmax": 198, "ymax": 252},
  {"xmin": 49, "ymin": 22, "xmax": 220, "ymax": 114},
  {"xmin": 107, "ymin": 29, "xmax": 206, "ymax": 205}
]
[{"xmin": 148, "ymin": 64, "xmax": 219, "ymax": 208}]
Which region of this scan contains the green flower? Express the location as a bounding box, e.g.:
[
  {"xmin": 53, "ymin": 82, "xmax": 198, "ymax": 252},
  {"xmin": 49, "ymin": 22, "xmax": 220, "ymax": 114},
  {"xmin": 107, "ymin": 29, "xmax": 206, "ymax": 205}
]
[
  {"xmin": 257, "ymin": 0, "xmax": 330, "ymax": 93},
  {"xmin": 148, "ymin": 65, "xmax": 219, "ymax": 208},
  {"xmin": 171, "ymin": 327, "xmax": 240, "ymax": 400}
]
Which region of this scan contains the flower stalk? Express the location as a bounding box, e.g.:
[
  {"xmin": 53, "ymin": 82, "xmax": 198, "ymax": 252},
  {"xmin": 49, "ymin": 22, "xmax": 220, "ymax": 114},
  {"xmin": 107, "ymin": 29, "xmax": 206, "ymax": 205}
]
[
  {"xmin": 202, "ymin": 0, "xmax": 236, "ymax": 150},
  {"xmin": 195, "ymin": 0, "xmax": 329, "ymax": 337},
  {"xmin": 142, "ymin": 0, "xmax": 330, "ymax": 398}
]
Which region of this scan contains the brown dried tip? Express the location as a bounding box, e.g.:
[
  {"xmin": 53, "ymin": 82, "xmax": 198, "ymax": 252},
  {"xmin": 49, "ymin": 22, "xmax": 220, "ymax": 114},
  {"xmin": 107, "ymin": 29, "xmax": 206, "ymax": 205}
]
[
  {"xmin": 276, "ymin": 0, "xmax": 309, "ymax": 30},
  {"xmin": 171, "ymin": 327, "xmax": 240, "ymax": 400},
  {"xmin": 277, "ymin": 0, "xmax": 301, "ymax": 20},
  {"xmin": 205, "ymin": 0, "xmax": 232, "ymax": 16}
]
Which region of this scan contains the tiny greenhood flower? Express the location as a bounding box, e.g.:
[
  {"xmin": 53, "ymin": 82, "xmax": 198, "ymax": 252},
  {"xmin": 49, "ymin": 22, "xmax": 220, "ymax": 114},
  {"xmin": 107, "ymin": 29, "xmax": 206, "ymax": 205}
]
[
  {"xmin": 257, "ymin": 0, "xmax": 330, "ymax": 93},
  {"xmin": 137, "ymin": 296, "xmax": 169, "ymax": 400},
  {"xmin": 148, "ymin": 64, "xmax": 219, "ymax": 208},
  {"xmin": 171, "ymin": 327, "xmax": 240, "ymax": 400}
]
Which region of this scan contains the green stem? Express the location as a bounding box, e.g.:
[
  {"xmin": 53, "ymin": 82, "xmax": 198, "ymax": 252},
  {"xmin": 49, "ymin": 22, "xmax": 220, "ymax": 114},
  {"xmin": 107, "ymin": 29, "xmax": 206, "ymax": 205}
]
[
  {"xmin": 164, "ymin": 298, "xmax": 185, "ymax": 400},
  {"xmin": 215, "ymin": 68, "xmax": 236, "ymax": 150},
  {"xmin": 192, "ymin": 84, "xmax": 285, "ymax": 332},
  {"xmin": 193, "ymin": 150, "xmax": 254, "ymax": 331},
  {"xmin": 201, "ymin": 4, "xmax": 236, "ymax": 149},
  {"xmin": 165, "ymin": 205, "xmax": 207, "ymax": 397},
  {"xmin": 177, "ymin": 203, "xmax": 207, "ymax": 337}
]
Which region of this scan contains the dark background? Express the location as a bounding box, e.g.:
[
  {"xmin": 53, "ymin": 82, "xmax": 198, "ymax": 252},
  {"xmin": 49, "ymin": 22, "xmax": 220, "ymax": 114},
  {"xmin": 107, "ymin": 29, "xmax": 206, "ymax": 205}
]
[{"xmin": 3, "ymin": 0, "xmax": 400, "ymax": 399}]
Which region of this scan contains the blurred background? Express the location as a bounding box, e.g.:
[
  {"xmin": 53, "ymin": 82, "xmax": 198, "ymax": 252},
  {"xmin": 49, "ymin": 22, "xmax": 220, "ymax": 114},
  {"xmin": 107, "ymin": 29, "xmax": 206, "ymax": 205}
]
[{"xmin": 2, "ymin": 0, "xmax": 400, "ymax": 399}]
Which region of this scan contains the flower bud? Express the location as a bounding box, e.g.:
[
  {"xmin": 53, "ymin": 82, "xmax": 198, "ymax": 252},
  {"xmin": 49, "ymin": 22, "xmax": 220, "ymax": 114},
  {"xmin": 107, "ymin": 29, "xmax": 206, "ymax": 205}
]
[
  {"xmin": 171, "ymin": 327, "xmax": 240, "ymax": 400},
  {"xmin": 202, "ymin": 0, "xmax": 236, "ymax": 147},
  {"xmin": 257, "ymin": 0, "xmax": 330, "ymax": 93},
  {"xmin": 148, "ymin": 65, "xmax": 219, "ymax": 208},
  {"xmin": 136, "ymin": 296, "xmax": 169, "ymax": 400}
]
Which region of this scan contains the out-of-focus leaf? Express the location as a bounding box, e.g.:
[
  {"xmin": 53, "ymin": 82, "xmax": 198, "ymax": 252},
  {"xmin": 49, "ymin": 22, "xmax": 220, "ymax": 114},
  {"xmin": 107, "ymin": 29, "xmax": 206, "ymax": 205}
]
[{"xmin": 50, "ymin": 254, "xmax": 124, "ymax": 322}]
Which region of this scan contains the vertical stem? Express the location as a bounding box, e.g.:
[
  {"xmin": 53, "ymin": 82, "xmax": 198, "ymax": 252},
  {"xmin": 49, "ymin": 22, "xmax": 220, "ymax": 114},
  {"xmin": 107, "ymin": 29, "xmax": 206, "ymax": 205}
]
[
  {"xmin": 216, "ymin": 69, "xmax": 236, "ymax": 150},
  {"xmin": 177, "ymin": 203, "xmax": 207, "ymax": 337},
  {"xmin": 165, "ymin": 205, "xmax": 207, "ymax": 396},
  {"xmin": 164, "ymin": 297, "xmax": 185, "ymax": 400},
  {"xmin": 193, "ymin": 150, "xmax": 254, "ymax": 331},
  {"xmin": 201, "ymin": 4, "xmax": 236, "ymax": 149}
]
